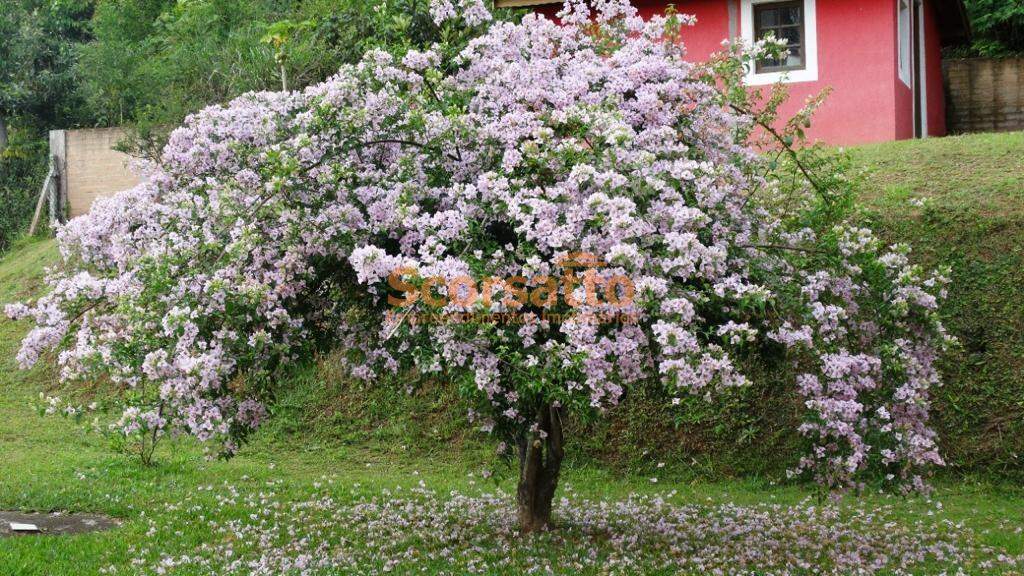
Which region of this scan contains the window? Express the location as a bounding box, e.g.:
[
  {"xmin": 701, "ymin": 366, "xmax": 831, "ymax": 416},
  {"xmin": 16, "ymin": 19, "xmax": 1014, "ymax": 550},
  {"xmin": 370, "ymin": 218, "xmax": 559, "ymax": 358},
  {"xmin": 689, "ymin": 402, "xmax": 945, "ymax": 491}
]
[
  {"xmin": 740, "ymin": 0, "xmax": 818, "ymax": 85},
  {"xmin": 753, "ymin": 1, "xmax": 805, "ymax": 73},
  {"xmin": 897, "ymin": 0, "xmax": 912, "ymax": 86}
]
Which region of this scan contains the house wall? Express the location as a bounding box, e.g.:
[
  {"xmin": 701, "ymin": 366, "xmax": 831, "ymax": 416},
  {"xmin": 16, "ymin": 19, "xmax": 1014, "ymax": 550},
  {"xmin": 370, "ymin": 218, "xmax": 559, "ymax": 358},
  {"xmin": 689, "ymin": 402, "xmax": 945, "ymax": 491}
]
[
  {"xmin": 52, "ymin": 127, "xmax": 142, "ymax": 219},
  {"xmin": 536, "ymin": 0, "xmax": 951, "ymax": 145},
  {"xmin": 805, "ymin": 0, "xmax": 899, "ymax": 144},
  {"xmin": 537, "ymin": 0, "xmax": 730, "ymax": 60},
  {"xmin": 637, "ymin": 0, "xmax": 731, "ymax": 61}
]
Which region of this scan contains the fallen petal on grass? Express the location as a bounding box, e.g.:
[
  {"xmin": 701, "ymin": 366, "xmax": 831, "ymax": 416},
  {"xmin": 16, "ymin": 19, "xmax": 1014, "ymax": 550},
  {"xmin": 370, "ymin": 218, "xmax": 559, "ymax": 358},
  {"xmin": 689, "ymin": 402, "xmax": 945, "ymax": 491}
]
[{"xmin": 116, "ymin": 482, "xmax": 1024, "ymax": 576}]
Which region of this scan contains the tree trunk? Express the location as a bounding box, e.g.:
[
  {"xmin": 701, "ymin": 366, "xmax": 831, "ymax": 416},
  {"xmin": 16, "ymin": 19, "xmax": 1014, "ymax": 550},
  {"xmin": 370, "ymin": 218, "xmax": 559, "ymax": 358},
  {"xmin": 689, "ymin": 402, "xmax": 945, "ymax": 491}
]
[
  {"xmin": 0, "ymin": 117, "xmax": 8, "ymax": 154},
  {"xmin": 516, "ymin": 403, "xmax": 565, "ymax": 533}
]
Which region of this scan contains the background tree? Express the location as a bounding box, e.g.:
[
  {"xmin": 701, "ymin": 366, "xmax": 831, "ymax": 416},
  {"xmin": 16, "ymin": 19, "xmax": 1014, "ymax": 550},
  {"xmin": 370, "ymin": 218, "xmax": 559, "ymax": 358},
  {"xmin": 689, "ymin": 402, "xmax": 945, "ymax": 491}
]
[
  {"xmin": 958, "ymin": 0, "xmax": 1024, "ymax": 56},
  {"xmin": 77, "ymin": 0, "xmax": 444, "ymax": 157},
  {"xmin": 260, "ymin": 19, "xmax": 315, "ymax": 92},
  {"xmin": 0, "ymin": 0, "xmax": 94, "ymax": 139},
  {"xmin": 0, "ymin": 0, "xmax": 93, "ymax": 250}
]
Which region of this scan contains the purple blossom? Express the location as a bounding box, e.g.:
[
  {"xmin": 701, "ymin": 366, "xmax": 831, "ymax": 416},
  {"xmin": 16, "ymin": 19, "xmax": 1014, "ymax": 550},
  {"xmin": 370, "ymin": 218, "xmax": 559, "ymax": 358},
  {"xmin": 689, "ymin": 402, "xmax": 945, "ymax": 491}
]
[{"xmin": 7, "ymin": 0, "xmax": 951, "ymax": 493}]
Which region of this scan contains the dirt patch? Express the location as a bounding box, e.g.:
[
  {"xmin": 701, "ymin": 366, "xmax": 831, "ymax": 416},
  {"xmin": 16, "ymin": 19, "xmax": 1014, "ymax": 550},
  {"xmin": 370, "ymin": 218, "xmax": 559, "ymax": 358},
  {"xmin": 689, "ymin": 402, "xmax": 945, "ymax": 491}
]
[{"xmin": 0, "ymin": 511, "xmax": 120, "ymax": 536}]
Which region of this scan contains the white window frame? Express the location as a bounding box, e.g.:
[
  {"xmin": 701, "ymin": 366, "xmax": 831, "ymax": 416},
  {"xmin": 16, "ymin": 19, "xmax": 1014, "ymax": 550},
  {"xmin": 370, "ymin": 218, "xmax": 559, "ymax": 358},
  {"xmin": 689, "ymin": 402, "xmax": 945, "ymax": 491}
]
[
  {"xmin": 916, "ymin": 0, "xmax": 928, "ymax": 135},
  {"xmin": 898, "ymin": 0, "xmax": 912, "ymax": 87},
  {"xmin": 741, "ymin": 0, "xmax": 819, "ymax": 86}
]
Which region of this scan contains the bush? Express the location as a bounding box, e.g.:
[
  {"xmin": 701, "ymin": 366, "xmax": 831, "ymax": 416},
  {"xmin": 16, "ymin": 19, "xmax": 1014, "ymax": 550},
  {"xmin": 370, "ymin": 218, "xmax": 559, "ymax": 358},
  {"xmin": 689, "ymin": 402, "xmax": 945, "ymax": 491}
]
[
  {"xmin": 8, "ymin": 2, "xmax": 953, "ymax": 535},
  {"xmin": 0, "ymin": 133, "xmax": 47, "ymax": 253}
]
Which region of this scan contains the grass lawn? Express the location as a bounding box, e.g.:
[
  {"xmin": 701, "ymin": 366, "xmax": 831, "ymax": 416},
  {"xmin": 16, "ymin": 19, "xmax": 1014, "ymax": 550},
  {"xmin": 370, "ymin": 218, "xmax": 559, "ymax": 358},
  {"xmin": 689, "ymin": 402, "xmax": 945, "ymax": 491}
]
[
  {"xmin": 1, "ymin": 133, "xmax": 1023, "ymax": 574},
  {"xmin": 852, "ymin": 131, "xmax": 1024, "ymax": 215}
]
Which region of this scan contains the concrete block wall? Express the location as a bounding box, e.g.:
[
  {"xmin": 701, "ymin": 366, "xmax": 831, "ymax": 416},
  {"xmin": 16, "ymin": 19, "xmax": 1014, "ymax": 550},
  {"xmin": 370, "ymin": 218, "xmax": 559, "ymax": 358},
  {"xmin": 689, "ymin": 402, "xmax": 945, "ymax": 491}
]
[
  {"xmin": 51, "ymin": 127, "xmax": 142, "ymax": 219},
  {"xmin": 943, "ymin": 58, "xmax": 1024, "ymax": 134}
]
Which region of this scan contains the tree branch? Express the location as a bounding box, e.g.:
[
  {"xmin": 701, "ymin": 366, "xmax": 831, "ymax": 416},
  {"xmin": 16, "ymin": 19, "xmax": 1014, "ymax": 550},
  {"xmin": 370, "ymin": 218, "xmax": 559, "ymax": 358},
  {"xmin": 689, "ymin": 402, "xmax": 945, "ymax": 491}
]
[
  {"xmin": 740, "ymin": 242, "xmax": 826, "ymax": 255},
  {"xmin": 727, "ymin": 102, "xmax": 825, "ymax": 195}
]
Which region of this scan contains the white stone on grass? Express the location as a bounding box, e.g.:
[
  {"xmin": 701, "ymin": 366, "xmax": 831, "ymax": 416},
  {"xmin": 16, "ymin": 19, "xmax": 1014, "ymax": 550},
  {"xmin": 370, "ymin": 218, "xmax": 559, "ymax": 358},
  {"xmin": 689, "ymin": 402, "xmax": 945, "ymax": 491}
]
[{"xmin": 9, "ymin": 522, "xmax": 40, "ymax": 532}]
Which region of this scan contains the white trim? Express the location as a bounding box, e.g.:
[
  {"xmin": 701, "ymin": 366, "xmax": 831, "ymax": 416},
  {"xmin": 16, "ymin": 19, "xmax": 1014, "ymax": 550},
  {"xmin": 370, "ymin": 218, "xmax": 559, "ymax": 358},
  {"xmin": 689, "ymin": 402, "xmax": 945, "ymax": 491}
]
[
  {"xmin": 917, "ymin": 0, "xmax": 928, "ymax": 137},
  {"xmin": 741, "ymin": 0, "xmax": 818, "ymax": 86},
  {"xmin": 898, "ymin": 0, "xmax": 912, "ymax": 87}
]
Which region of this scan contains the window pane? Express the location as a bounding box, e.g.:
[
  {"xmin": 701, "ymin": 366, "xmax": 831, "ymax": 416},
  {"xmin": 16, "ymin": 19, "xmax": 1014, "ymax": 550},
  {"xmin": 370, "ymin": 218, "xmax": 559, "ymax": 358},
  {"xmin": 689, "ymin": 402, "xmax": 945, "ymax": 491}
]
[
  {"xmin": 779, "ymin": 26, "xmax": 802, "ymax": 45},
  {"xmin": 759, "ymin": 8, "xmax": 779, "ymax": 27},
  {"xmin": 898, "ymin": 0, "xmax": 911, "ymax": 83},
  {"xmin": 781, "ymin": 7, "xmax": 802, "ymax": 26}
]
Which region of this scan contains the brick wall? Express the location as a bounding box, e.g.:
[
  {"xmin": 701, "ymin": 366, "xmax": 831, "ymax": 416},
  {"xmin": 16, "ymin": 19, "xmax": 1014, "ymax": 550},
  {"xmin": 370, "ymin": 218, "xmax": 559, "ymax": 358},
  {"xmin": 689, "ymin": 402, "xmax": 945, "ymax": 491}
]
[
  {"xmin": 51, "ymin": 128, "xmax": 142, "ymax": 219},
  {"xmin": 943, "ymin": 58, "xmax": 1024, "ymax": 134}
]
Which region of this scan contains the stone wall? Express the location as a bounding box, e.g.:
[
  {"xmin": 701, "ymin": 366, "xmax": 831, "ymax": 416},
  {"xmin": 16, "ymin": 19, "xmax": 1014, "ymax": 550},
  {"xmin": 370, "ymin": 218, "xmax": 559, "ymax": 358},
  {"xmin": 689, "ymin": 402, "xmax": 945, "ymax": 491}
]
[
  {"xmin": 943, "ymin": 58, "xmax": 1024, "ymax": 134},
  {"xmin": 50, "ymin": 128, "xmax": 142, "ymax": 219}
]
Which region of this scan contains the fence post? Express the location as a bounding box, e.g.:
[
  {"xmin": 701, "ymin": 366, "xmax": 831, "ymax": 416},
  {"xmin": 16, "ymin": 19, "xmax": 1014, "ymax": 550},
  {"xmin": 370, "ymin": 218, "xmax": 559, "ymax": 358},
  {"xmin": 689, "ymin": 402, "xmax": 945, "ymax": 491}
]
[
  {"xmin": 48, "ymin": 155, "xmax": 62, "ymax": 226},
  {"xmin": 28, "ymin": 157, "xmax": 56, "ymax": 237}
]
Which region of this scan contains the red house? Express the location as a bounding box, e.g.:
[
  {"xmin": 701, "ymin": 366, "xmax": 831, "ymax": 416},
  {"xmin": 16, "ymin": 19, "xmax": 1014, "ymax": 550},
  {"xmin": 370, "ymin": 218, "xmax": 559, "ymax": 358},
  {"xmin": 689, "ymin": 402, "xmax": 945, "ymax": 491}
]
[{"xmin": 496, "ymin": 0, "xmax": 970, "ymax": 145}]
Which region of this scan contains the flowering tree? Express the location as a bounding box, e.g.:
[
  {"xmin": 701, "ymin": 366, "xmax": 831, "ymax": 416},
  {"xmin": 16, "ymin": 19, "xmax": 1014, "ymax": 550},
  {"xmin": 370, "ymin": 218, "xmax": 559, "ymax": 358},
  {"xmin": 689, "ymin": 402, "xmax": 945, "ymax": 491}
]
[{"xmin": 8, "ymin": 0, "xmax": 951, "ymax": 531}]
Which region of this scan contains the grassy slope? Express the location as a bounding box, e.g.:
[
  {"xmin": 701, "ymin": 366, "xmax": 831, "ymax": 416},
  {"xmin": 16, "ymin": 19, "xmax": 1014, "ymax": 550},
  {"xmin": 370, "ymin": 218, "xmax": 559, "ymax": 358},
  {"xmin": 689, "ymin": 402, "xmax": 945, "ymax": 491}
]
[
  {"xmin": 0, "ymin": 132, "xmax": 1022, "ymax": 574},
  {"xmin": 851, "ymin": 131, "xmax": 1024, "ymax": 476}
]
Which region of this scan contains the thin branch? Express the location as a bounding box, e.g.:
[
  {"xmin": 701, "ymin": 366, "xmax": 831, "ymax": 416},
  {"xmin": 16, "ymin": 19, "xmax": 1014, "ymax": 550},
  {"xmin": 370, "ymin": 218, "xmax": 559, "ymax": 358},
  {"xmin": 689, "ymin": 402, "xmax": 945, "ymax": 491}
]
[
  {"xmin": 728, "ymin": 102, "xmax": 825, "ymax": 195},
  {"xmin": 419, "ymin": 78, "xmax": 465, "ymax": 162},
  {"xmin": 740, "ymin": 242, "xmax": 826, "ymax": 255},
  {"xmin": 354, "ymin": 138, "xmax": 461, "ymax": 162}
]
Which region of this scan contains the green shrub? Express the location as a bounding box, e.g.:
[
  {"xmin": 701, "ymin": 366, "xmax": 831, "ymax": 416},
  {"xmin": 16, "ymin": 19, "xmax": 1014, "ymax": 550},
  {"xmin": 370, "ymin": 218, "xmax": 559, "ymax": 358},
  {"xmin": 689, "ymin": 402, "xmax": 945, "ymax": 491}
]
[{"xmin": 0, "ymin": 133, "xmax": 47, "ymax": 253}]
